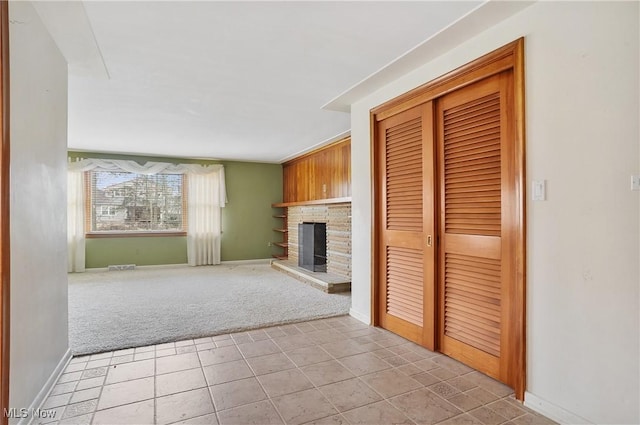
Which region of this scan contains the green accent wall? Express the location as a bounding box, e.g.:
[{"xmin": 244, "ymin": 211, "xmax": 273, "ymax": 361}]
[
  {"xmin": 85, "ymin": 237, "xmax": 188, "ymax": 267},
  {"xmin": 221, "ymin": 161, "xmax": 283, "ymax": 261},
  {"xmin": 69, "ymin": 152, "xmax": 283, "ymax": 268}
]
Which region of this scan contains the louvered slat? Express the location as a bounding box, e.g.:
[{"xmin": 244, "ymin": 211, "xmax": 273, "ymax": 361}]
[
  {"xmin": 386, "ymin": 117, "xmax": 422, "ymax": 231},
  {"xmin": 386, "ymin": 246, "xmax": 423, "ymax": 326},
  {"xmin": 444, "ymin": 93, "xmax": 501, "ymax": 237},
  {"xmin": 444, "ymin": 253, "xmax": 501, "ymax": 356},
  {"xmin": 444, "ymin": 93, "xmax": 500, "ymax": 118}
]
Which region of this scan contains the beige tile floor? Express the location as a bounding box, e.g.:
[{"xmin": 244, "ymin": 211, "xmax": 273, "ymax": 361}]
[{"xmin": 38, "ymin": 316, "xmax": 556, "ymax": 425}]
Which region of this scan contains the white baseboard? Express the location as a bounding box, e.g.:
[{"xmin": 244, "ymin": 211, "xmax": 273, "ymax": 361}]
[
  {"xmin": 220, "ymin": 259, "xmax": 272, "ymax": 265},
  {"xmin": 20, "ymin": 348, "xmax": 72, "ymax": 425},
  {"xmin": 82, "ymin": 260, "xmax": 271, "ymax": 273},
  {"xmin": 135, "ymin": 263, "xmax": 188, "ymax": 270},
  {"xmin": 81, "ymin": 267, "xmax": 108, "ymax": 273},
  {"xmin": 349, "ymin": 308, "xmax": 371, "ymax": 325},
  {"xmin": 524, "ymin": 391, "xmax": 592, "ymax": 425}
]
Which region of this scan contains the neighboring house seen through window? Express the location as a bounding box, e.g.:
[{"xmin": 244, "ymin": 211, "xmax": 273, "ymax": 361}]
[{"xmin": 88, "ymin": 171, "xmax": 185, "ymax": 233}]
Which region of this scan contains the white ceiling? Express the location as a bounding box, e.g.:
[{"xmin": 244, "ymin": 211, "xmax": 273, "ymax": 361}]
[{"xmin": 57, "ymin": 1, "xmax": 482, "ymax": 163}]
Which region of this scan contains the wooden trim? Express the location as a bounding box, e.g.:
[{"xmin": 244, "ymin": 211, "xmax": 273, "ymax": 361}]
[
  {"xmin": 371, "ymin": 38, "xmax": 526, "ymax": 400},
  {"xmin": 0, "ymin": 2, "xmax": 9, "ymax": 422},
  {"xmin": 421, "ymin": 101, "xmax": 437, "ymax": 351},
  {"xmin": 512, "ymin": 37, "xmax": 527, "ymax": 401},
  {"xmin": 272, "ymin": 197, "xmax": 351, "ymax": 208},
  {"xmin": 282, "ymin": 136, "xmax": 350, "ymax": 166},
  {"xmin": 86, "ymin": 231, "xmax": 187, "ymax": 239},
  {"xmin": 372, "ymin": 40, "xmax": 520, "ymax": 122},
  {"xmin": 369, "ymin": 110, "xmax": 377, "ymax": 327}
]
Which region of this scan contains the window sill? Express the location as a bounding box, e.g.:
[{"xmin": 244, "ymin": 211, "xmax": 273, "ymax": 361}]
[{"xmin": 86, "ymin": 231, "xmax": 187, "ymax": 239}]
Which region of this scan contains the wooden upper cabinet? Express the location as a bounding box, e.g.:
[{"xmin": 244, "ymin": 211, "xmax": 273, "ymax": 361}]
[{"xmin": 282, "ymin": 137, "xmax": 351, "ymax": 203}]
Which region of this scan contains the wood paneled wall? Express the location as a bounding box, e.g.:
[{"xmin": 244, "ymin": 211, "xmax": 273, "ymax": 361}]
[{"xmin": 282, "ymin": 137, "xmax": 351, "ymax": 203}]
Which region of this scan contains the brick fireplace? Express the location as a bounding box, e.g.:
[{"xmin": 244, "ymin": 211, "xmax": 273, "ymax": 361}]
[{"xmin": 287, "ymin": 203, "xmax": 351, "ymax": 279}]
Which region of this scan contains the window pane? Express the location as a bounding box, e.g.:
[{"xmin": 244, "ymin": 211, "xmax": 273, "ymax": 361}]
[{"xmin": 90, "ymin": 171, "xmax": 184, "ymax": 232}]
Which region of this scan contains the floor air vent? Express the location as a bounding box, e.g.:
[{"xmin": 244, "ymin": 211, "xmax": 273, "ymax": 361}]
[{"xmin": 108, "ymin": 264, "xmax": 136, "ymax": 271}]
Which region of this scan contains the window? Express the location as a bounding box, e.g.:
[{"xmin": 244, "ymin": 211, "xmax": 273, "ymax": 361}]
[
  {"xmin": 99, "ymin": 206, "xmax": 117, "ymax": 216},
  {"xmin": 88, "ymin": 171, "xmax": 185, "ymax": 233}
]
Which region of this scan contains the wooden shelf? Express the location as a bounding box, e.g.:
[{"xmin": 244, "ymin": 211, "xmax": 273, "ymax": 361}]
[
  {"xmin": 272, "ymin": 197, "xmax": 351, "ymax": 208},
  {"xmin": 272, "ymin": 205, "xmax": 288, "ymax": 260}
]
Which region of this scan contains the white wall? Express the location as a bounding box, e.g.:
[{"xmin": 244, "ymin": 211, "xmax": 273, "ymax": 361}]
[
  {"xmin": 9, "ymin": 1, "xmax": 69, "ymax": 420},
  {"xmin": 349, "ymin": 2, "xmax": 639, "ymax": 424}
]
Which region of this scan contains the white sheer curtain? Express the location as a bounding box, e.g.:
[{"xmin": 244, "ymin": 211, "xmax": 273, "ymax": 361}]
[
  {"xmin": 67, "ymin": 169, "xmax": 86, "ymax": 272},
  {"xmin": 187, "ymin": 170, "xmax": 226, "ymax": 266},
  {"xmin": 67, "ymin": 158, "xmax": 226, "ymax": 271}
]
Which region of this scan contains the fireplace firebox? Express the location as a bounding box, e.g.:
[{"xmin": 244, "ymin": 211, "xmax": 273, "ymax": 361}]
[{"xmin": 298, "ymin": 222, "xmax": 327, "ymax": 272}]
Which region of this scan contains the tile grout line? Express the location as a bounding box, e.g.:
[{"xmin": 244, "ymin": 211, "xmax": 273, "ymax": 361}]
[
  {"xmin": 192, "ymin": 336, "xmax": 219, "ymax": 425},
  {"xmin": 308, "ymin": 320, "xmax": 426, "ymax": 422},
  {"xmin": 289, "ymin": 321, "xmax": 355, "ymax": 425},
  {"xmin": 153, "ymin": 343, "xmax": 158, "ymax": 425},
  {"xmin": 83, "ymin": 350, "xmax": 113, "ymax": 424},
  {"xmin": 325, "ymin": 346, "xmax": 426, "ymax": 423},
  {"xmin": 88, "ymin": 354, "xmax": 111, "ymax": 425},
  {"xmin": 100, "ymin": 349, "xmax": 154, "ymax": 422},
  {"xmin": 235, "ymin": 334, "xmax": 289, "ymax": 425},
  {"xmin": 274, "ymin": 330, "xmax": 349, "ymax": 424}
]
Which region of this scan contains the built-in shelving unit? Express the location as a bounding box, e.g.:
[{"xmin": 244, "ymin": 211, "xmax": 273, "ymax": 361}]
[{"xmin": 271, "ymin": 206, "xmax": 288, "ymax": 260}]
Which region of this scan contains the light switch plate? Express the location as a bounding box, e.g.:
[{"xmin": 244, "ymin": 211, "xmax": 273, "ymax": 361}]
[
  {"xmin": 532, "ymin": 180, "xmax": 546, "ymax": 201},
  {"xmin": 631, "ymin": 175, "xmax": 640, "ymax": 191}
]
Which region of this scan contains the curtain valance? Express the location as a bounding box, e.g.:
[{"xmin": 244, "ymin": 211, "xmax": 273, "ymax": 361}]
[
  {"xmin": 68, "ymin": 158, "xmax": 222, "ymax": 174},
  {"xmin": 68, "ymin": 158, "xmax": 226, "ymax": 207}
]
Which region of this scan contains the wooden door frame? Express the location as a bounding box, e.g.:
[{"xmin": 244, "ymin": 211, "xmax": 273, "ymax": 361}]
[
  {"xmin": 0, "ymin": 1, "xmax": 10, "ymax": 422},
  {"xmin": 370, "ymin": 38, "xmax": 526, "ymax": 400}
]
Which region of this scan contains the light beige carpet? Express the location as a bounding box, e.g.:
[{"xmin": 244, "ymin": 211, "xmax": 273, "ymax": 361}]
[{"xmin": 68, "ymin": 263, "xmax": 351, "ymax": 355}]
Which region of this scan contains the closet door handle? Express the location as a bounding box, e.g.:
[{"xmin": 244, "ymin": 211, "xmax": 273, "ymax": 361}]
[{"xmin": 427, "ymin": 235, "xmax": 432, "ymax": 247}]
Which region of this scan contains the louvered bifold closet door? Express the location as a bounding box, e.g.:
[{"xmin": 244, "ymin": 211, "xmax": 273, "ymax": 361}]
[
  {"xmin": 377, "ymin": 103, "xmax": 436, "ymax": 347},
  {"xmin": 437, "ymin": 72, "xmax": 515, "ymax": 382}
]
